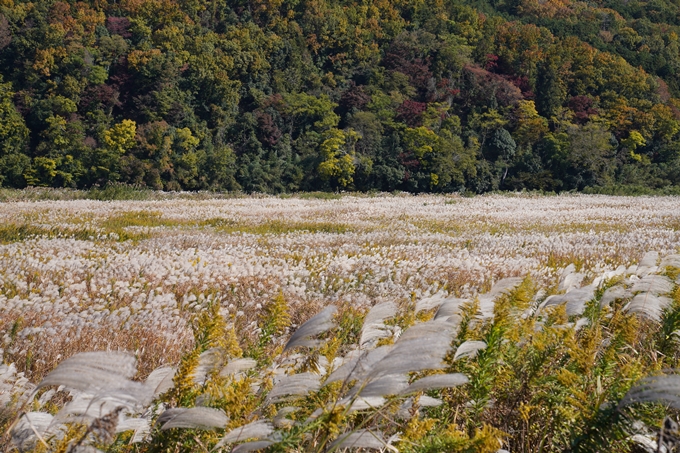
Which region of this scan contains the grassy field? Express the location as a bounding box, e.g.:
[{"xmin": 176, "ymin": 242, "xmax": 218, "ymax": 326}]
[{"xmin": 1, "ymin": 193, "xmax": 680, "ymax": 452}]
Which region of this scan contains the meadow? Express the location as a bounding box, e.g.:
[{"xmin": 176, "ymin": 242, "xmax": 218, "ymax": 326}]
[{"xmin": 1, "ymin": 193, "xmax": 680, "ymax": 453}]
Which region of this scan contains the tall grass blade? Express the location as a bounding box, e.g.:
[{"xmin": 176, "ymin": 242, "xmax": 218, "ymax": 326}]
[
  {"xmin": 192, "ymin": 348, "xmax": 225, "ymax": 384},
  {"xmin": 631, "ymin": 275, "xmax": 673, "ymax": 296},
  {"xmin": 266, "ymin": 372, "xmax": 321, "ymax": 403},
  {"xmin": 400, "ymin": 373, "xmax": 469, "ymax": 394},
  {"xmin": 230, "ymin": 440, "xmax": 275, "ymax": 452},
  {"xmin": 11, "ymin": 412, "xmax": 56, "ymax": 452},
  {"xmin": 326, "ymin": 346, "xmax": 393, "ymax": 385},
  {"xmin": 214, "ymin": 420, "xmax": 275, "ymax": 448},
  {"xmin": 35, "ymin": 352, "xmax": 137, "ymax": 394},
  {"xmin": 619, "ymin": 373, "xmax": 680, "ymax": 409},
  {"xmin": 542, "ymin": 286, "xmax": 596, "ymax": 316},
  {"xmin": 360, "ymin": 302, "xmax": 397, "ymax": 347},
  {"xmin": 220, "ymin": 358, "xmax": 257, "ymax": 377},
  {"xmin": 453, "ymin": 341, "xmax": 487, "ymax": 361},
  {"xmin": 368, "ymin": 321, "xmax": 455, "ymax": 378},
  {"xmin": 624, "ymin": 294, "xmax": 673, "ymax": 321},
  {"xmin": 284, "ymin": 306, "xmax": 337, "ymax": 351},
  {"xmin": 145, "ymin": 366, "xmax": 176, "ymax": 396},
  {"xmin": 158, "ymin": 407, "xmax": 229, "ymax": 430},
  {"xmin": 329, "ymin": 429, "xmax": 392, "ymax": 451}
]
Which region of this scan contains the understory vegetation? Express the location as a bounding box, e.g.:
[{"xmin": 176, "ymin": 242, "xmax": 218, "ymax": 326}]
[
  {"xmin": 2, "ymin": 256, "xmax": 680, "ymax": 452},
  {"xmin": 2, "ymin": 0, "xmax": 680, "ymax": 193}
]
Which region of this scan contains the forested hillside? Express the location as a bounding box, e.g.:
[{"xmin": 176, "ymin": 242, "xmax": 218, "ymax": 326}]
[{"xmin": 1, "ymin": 0, "xmax": 680, "ymax": 193}]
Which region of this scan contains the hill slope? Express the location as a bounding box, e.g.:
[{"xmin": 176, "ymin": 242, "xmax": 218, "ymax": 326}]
[{"xmin": 0, "ymin": 0, "xmax": 679, "ymax": 193}]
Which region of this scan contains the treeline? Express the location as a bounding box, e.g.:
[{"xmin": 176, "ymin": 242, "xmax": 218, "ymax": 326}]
[{"xmin": 0, "ymin": 0, "xmax": 679, "ymax": 193}]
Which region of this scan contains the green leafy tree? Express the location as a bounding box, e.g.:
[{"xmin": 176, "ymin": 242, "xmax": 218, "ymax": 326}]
[{"xmin": 0, "ymin": 80, "xmax": 29, "ymax": 187}]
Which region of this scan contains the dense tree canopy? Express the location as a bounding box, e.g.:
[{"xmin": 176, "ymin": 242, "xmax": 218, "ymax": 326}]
[{"xmin": 0, "ymin": 0, "xmax": 679, "ymax": 192}]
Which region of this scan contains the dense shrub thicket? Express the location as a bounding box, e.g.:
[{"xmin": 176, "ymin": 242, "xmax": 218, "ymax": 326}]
[{"xmin": 1, "ymin": 0, "xmax": 680, "ymax": 193}]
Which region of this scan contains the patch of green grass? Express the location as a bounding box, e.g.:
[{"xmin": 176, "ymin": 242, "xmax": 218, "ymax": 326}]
[
  {"xmin": 584, "ymin": 184, "xmax": 680, "ymax": 196},
  {"xmin": 0, "ymin": 187, "xmax": 87, "ymax": 202},
  {"xmin": 202, "ymin": 218, "xmax": 351, "ymax": 235},
  {"xmin": 87, "ymin": 183, "xmax": 154, "ymax": 201},
  {"xmin": 295, "ymin": 191, "xmax": 343, "ymax": 200},
  {"xmin": 0, "ymin": 223, "xmax": 143, "ymax": 243},
  {"xmin": 0, "ymin": 185, "xmax": 247, "ymax": 202},
  {"xmin": 101, "ymin": 211, "xmax": 170, "ymax": 229},
  {"xmin": 1, "ymin": 213, "xmax": 351, "ymax": 244}
]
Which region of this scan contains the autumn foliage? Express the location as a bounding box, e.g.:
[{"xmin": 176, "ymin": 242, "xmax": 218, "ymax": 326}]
[{"xmin": 0, "ymin": 0, "xmax": 679, "ymax": 193}]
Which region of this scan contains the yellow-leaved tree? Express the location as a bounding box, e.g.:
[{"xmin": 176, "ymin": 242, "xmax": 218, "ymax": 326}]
[
  {"xmin": 104, "ymin": 119, "xmax": 137, "ymax": 154},
  {"xmin": 317, "ymin": 128, "xmax": 360, "ymax": 188},
  {"xmin": 514, "ymin": 100, "xmax": 549, "ymax": 147}
]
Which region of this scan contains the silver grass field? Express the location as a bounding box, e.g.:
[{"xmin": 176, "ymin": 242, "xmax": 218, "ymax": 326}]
[{"xmin": 1, "ymin": 193, "xmax": 680, "ymax": 452}]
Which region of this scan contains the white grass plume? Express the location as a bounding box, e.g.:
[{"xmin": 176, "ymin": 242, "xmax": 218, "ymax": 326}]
[
  {"xmin": 353, "ymin": 374, "xmax": 409, "ymax": 397},
  {"xmin": 599, "ymin": 285, "xmax": 628, "ymax": 308},
  {"xmin": 631, "ymin": 275, "xmax": 673, "ymax": 296},
  {"xmin": 325, "ymin": 346, "xmax": 392, "ymax": 385},
  {"xmin": 624, "ymin": 293, "xmax": 673, "ymax": 321},
  {"xmin": 488, "ymin": 277, "xmax": 525, "ymax": 297},
  {"xmin": 11, "ymin": 412, "xmax": 59, "ymax": 452},
  {"xmin": 397, "ymin": 396, "xmax": 442, "ymax": 419},
  {"xmin": 220, "ymin": 358, "xmax": 257, "ymax": 377},
  {"xmin": 157, "ymin": 407, "xmax": 229, "ymax": 430},
  {"xmin": 638, "ymin": 251, "xmax": 660, "ymax": 269},
  {"xmin": 619, "ymin": 372, "xmax": 680, "ymax": 409},
  {"xmin": 416, "ymin": 292, "xmax": 449, "ymax": 312},
  {"xmin": 477, "ymin": 277, "xmax": 524, "ymax": 318},
  {"xmin": 434, "ymin": 298, "xmax": 466, "ymax": 321},
  {"xmin": 418, "ymin": 395, "xmax": 443, "ymax": 407},
  {"xmin": 117, "ymin": 417, "xmax": 150, "ymax": 443},
  {"xmin": 284, "ymin": 306, "xmax": 337, "ymax": 351},
  {"xmin": 541, "ymin": 286, "xmax": 595, "ymax": 317},
  {"xmin": 557, "ymin": 264, "xmax": 583, "ymax": 291},
  {"xmin": 192, "ymin": 348, "xmax": 225, "ymax": 384},
  {"xmin": 145, "ymin": 366, "xmax": 176, "ymax": 396},
  {"xmin": 70, "ymin": 447, "xmax": 104, "ymax": 453},
  {"xmin": 660, "ymin": 254, "xmax": 680, "ymax": 269},
  {"xmin": 453, "ymin": 341, "xmax": 487, "ymax": 361},
  {"xmin": 266, "ymin": 372, "xmax": 321, "ymax": 403},
  {"xmin": 36, "ymin": 352, "xmax": 137, "ymax": 394},
  {"xmin": 368, "ymin": 321, "xmax": 455, "ymax": 378},
  {"xmin": 400, "ymin": 373, "xmax": 469, "ymax": 394},
  {"xmin": 213, "ymin": 420, "xmax": 274, "ymax": 449},
  {"xmin": 37, "ymin": 389, "xmax": 56, "ymax": 408},
  {"xmin": 231, "ymin": 440, "xmax": 276, "ymax": 452},
  {"xmin": 339, "ymin": 396, "xmax": 387, "ymax": 412},
  {"xmin": 55, "ymin": 383, "xmax": 151, "ymax": 423},
  {"xmin": 329, "ymin": 429, "xmax": 395, "ymax": 451},
  {"xmin": 273, "ymin": 407, "xmax": 298, "ymax": 428},
  {"xmin": 116, "ymin": 417, "xmax": 150, "ymax": 433},
  {"xmin": 360, "ymin": 302, "xmax": 397, "ymax": 347}
]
